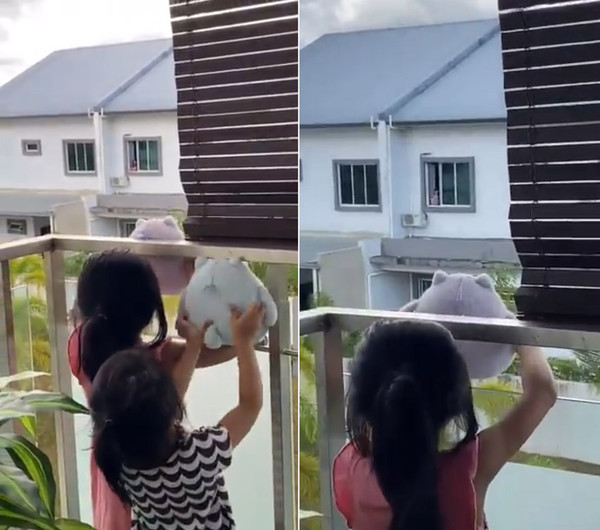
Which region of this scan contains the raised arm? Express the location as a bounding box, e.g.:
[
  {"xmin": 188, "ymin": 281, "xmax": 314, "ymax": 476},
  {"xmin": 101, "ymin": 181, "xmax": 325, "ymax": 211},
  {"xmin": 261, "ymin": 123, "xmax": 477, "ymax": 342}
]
[
  {"xmin": 218, "ymin": 302, "xmax": 265, "ymax": 449},
  {"xmin": 169, "ymin": 319, "xmax": 211, "ymax": 399},
  {"xmin": 477, "ymin": 345, "xmax": 557, "ymax": 486}
]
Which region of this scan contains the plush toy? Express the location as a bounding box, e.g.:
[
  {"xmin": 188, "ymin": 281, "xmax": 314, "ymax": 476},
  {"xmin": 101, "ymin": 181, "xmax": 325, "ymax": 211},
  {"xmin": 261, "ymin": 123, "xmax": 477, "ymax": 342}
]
[
  {"xmin": 180, "ymin": 257, "xmax": 278, "ymax": 349},
  {"xmin": 129, "ymin": 216, "xmax": 191, "ymax": 295},
  {"xmin": 400, "ymin": 270, "xmax": 515, "ymax": 380}
]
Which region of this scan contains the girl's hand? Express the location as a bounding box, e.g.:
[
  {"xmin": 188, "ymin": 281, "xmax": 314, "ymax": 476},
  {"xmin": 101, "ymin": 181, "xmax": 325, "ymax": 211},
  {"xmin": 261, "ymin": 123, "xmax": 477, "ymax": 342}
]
[
  {"xmin": 230, "ymin": 302, "xmax": 265, "ymax": 346},
  {"xmin": 176, "ymin": 312, "xmax": 212, "ymax": 350}
]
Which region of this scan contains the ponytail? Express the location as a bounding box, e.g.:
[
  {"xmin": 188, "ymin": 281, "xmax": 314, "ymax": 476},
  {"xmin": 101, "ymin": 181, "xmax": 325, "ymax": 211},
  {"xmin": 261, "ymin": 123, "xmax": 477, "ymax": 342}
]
[
  {"xmin": 79, "ymin": 315, "xmax": 139, "ymax": 382},
  {"xmin": 93, "ymin": 421, "xmax": 130, "ymax": 504},
  {"xmin": 371, "ymin": 374, "xmax": 442, "ymax": 530}
]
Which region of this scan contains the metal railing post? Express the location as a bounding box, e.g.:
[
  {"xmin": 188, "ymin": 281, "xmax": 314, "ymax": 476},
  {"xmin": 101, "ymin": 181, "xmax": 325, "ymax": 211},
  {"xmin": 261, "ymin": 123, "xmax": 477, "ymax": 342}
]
[
  {"xmin": 266, "ymin": 264, "xmax": 295, "ymax": 530},
  {"xmin": 44, "ymin": 249, "xmax": 80, "ymax": 520},
  {"xmin": 314, "ymin": 321, "xmax": 346, "ymax": 530},
  {"xmin": 0, "ymin": 261, "xmax": 17, "ymax": 378}
]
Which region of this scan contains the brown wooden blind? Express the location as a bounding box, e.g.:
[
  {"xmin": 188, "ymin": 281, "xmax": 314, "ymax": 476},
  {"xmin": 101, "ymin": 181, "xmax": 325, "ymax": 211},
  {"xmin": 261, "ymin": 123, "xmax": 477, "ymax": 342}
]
[
  {"xmin": 499, "ymin": 0, "xmax": 600, "ymax": 321},
  {"xmin": 170, "ymin": 0, "xmax": 298, "ymax": 248}
]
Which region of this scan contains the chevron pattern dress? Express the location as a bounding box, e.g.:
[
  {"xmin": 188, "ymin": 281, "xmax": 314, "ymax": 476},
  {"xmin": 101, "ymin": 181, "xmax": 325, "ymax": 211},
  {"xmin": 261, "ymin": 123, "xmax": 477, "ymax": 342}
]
[{"xmin": 121, "ymin": 426, "xmax": 235, "ymax": 530}]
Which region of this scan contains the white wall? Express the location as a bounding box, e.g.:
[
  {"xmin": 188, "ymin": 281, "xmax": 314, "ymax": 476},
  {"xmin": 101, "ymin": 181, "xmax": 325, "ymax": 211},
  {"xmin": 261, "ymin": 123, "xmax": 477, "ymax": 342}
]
[
  {"xmin": 103, "ymin": 111, "xmax": 183, "ymax": 195},
  {"xmin": 299, "ymin": 127, "xmax": 389, "ymax": 236},
  {"xmin": 0, "ymin": 117, "xmax": 98, "ymax": 192},
  {"xmin": 0, "ymin": 112, "xmax": 183, "ymax": 195},
  {"xmin": 392, "ymin": 123, "xmax": 511, "ymax": 239}
]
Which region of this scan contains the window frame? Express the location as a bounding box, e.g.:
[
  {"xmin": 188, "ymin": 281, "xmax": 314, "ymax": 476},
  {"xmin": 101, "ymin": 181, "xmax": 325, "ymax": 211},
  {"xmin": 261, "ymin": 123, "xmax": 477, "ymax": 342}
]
[
  {"xmin": 119, "ymin": 220, "xmax": 137, "ymax": 237},
  {"xmin": 410, "ymin": 273, "xmax": 433, "ymax": 300},
  {"xmin": 332, "ymin": 159, "xmax": 381, "ymax": 212},
  {"xmin": 421, "ymin": 156, "xmax": 476, "ymax": 213},
  {"xmin": 63, "ymin": 140, "xmax": 96, "ymax": 175},
  {"xmin": 21, "ymin": 139, "xmax": 42, "ymax": 156},
  {"xmin": 124, "ymin": 136, "xmax": 163, "ymax": 176},
  {"xmin": 6, "ymin": 218, "xmax": 27, "ymax": 235}
]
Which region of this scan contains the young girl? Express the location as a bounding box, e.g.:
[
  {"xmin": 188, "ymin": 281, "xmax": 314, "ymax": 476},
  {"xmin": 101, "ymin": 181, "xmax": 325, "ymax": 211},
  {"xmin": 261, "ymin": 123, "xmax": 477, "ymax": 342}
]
[
  {"xmin": 68, "ymin": 250, "xmax": 238, "ymax": 530},
  {"xmin": 89, "ymin": 302, "xmax": 265, "ymax": 529},
  {"xmin": 333, "ymin": 320, "xmax": 557, "ymax": 530}
]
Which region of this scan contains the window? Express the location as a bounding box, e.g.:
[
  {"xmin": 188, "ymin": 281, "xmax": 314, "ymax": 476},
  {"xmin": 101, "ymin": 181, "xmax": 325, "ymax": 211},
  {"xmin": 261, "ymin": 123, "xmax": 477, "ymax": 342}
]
[
  {"xmin": 64, "ymin": 141, "xmax": 95, "ymax": 174},
  {"xmin": 125, "ymin": 138, "xmax": 161, "ymax": 174},
  {"xmin": 411, "ymin": 273, "xmax": 433, "ymax": 299},
  {"xmin": 21, "ymin": 140, "xmax": 41, "ymax": 156},
  {"xmin": 423, "ymin": 158, "xmax": 475, "ymax": 212},
  {"xmin": 7, "ymin": 219, "xmax": 27, "ymax": 235},
  {"xmin": 119, "ymin": 220, "xmax": 137, "ymax": 237},
  {"xmin": 334, "ymin": 161, "xmax": 380, "ymax": 210}
]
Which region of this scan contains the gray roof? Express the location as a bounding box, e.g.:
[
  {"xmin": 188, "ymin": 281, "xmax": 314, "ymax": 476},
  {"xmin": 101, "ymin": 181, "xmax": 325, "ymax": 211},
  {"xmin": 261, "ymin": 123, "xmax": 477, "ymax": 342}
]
[
  {"xmin": 0, "ymin": 39, "xmax": 175, "ymax": 118},
  {"xmin": 300, "ymin": 19, "xmax": 504, "ymax": 126},
  {"xmin": 378, "ymin": 237, "xmax": 519, "ymax": 265},
  {"xmin": 300, "ymin": 234, "xmax": 362, "ymax": 266},
  {"xmin": 0, "ymin": 191, "xmax": 90, "ymax": 216}
]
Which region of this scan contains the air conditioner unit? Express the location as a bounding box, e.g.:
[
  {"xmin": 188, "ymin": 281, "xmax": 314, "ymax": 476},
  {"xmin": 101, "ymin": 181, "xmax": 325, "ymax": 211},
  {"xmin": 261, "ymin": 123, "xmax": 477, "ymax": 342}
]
[
  {"xmin": 110, "ymin": 176, "xmax": 130, "ymax": 189},
  {"xmin": 401, "ymin": 213, "xmax": 428, "ymax": 228}
]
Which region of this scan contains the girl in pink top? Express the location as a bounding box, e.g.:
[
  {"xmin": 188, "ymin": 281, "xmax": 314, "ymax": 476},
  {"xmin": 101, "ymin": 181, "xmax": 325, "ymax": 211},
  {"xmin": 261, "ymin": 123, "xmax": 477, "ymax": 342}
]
[
  {"xmin": 68, "ymin": 251, "xmax": 237, "ymax": 530},
  {"xmin": 333, "ymin": 320, "xmax": 557, "ymax": 530}
]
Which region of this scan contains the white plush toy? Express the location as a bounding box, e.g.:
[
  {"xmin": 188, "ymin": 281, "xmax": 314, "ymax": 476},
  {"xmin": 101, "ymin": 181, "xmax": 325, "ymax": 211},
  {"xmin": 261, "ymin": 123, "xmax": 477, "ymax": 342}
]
[
  {"xmin": 180, "ymin": 257, "xmax": 278, "ymax": 349},
  {"xmin": 400, "ymin": 270, "xmax": 515, "ymax": 380}
]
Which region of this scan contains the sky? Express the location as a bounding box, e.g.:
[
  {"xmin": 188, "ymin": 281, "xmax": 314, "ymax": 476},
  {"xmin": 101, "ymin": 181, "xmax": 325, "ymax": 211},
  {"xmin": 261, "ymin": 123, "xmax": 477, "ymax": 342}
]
[{"xmin": 0, "ymin": 0, "xmax": 498, "ymax": 86}]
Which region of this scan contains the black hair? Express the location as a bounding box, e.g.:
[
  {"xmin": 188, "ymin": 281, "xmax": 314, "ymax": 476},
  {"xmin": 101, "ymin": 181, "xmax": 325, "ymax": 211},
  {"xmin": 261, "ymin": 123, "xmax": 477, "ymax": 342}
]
[
  {"xmin": 346, "ymin": 320, "xmax": 478, "ymax": 530},
  {"xmin": 76, "ymin": 250, "xmax": 168, "ymax": 382},
  {"xmin": 89, "ymin": 348, "xmax": 184, "ymax": 503}
]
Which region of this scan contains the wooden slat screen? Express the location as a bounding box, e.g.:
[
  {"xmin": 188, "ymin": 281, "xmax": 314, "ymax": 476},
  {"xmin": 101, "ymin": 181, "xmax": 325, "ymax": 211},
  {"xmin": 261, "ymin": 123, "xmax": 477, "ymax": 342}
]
[
  {"xmin": 170, "ymin": 0, "xmax": 298, "ymax": 248},
  {"xmin": 499, "ymin": 0, "xmax": 600, "ymax": 320}
]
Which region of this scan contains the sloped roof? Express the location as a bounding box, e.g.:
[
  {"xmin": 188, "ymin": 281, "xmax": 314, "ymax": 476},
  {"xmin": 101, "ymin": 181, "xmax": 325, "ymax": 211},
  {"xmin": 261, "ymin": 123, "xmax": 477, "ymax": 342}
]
[
  {"xmin": 0, "ymin": 38, "xmax": 175, "ymax": 118},
  {"xmin": 300, "ymin": 18, "xmax": 504, "ymax": 126}
]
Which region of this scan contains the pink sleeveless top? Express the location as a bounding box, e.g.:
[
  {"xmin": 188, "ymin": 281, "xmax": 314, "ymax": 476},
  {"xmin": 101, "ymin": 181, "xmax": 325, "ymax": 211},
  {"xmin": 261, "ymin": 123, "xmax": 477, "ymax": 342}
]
[
  {"xmin": 67, "ymin": 328, "xmax": 167, "ymax": 530},
  {"xmin": 332, "ymin": 438, "xmax": 487, "ymax": 530}
]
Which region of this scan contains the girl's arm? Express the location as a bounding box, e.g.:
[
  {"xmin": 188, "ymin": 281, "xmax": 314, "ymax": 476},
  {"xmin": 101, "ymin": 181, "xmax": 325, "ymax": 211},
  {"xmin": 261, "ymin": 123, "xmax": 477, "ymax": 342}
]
[
  {"xmin": 161, "ymin": 340, "xmax": 237, "ymax": 370},
  {"xmin": 169, "ymin": 319, "xmax": 211, "ymax": 398},
  {"xmin": 218, "ymin": 303, "xmax": 264, "ymax": 449},
  {"xmin": 476, "ymin": 345, "xmax": 557, "ymax": 485}
]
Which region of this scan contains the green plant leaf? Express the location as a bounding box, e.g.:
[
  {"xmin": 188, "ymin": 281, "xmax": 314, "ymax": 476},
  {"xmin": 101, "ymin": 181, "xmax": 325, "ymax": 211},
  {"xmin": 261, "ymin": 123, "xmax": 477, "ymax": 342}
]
[
  {"xmin": 299, "ymin": 509, "xmax": 322, "ymax": 520},
  {"xmin": 0, "ymin": 434, "xmax": 56, "ymax": 518},
  {"xmin": 0, "ymin": 465, "xmax": 45, "ymax": 515},
  {"xmin": 54, "ymin": 519, "xmax": 96, "ymax": 529},
  {"xmin": 16, "ymin": 391, "xmax": 88, "ymax": 415},
  {"xmin": 18, "ymin": 415, "xmax": 36, "ymax": 438},
  {"xmin": 0, "ymin": 372, "xmax": 48, "ymax": 390},
  {"xmin": 0, "ymin": 394, "xmax": 35, "ymax": 426}
]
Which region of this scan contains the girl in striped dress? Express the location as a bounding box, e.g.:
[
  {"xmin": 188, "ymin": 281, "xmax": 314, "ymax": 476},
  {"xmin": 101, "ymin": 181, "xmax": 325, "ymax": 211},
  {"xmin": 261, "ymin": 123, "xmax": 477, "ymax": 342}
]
[{"xmin": 88, "ymin": 302, "xmax": 265, "ymax": 530}]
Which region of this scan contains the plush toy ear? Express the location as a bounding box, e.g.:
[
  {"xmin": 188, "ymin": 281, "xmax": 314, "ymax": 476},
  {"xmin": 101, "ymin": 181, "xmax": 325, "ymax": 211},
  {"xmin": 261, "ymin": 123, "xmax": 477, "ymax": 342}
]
[
  {"xmin": 163, "ymin": 215, "xmax": 177, "ymax": 228},
  {"xmin": 400, "ymin": 300, "xmax": 419, "ymax": 312},
  {"xmin": 474, "ymin": 273, "xmax": 494, "ymax": 289},
  {"xmin": 229, "ymin": 257, "xmax": 243, "ymax": 265},
  {"xmin": 432, "ymin": 270, "xmax": 449, "ymax": 286},
  {"xmin": 135, "ymin": 218, "xmax": 146, "ymax": 228}
]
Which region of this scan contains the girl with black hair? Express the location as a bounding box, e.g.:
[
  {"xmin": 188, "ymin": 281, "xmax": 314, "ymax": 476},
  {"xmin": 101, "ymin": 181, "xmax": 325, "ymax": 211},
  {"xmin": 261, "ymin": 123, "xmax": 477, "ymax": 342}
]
[
  {"xmin": 333, "ymin": 320, "xmax": 557, "ymax": 530},
  {"xmin": 88, "ymin": 302, "xmax": 264, "ymax": 530},
  {"xmin": 67, "ymin": 250, "xmax": 238, "ymax": 530}
]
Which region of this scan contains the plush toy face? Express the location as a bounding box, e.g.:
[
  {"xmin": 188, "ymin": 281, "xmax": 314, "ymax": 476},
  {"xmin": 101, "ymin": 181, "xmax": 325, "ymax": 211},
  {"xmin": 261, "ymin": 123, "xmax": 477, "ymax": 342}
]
[
  {"xmin": 400, "ymin": 271, "xmax": 515, "ymax": 380},
  {"xmin": 181, "ymin": 258, "xmax": 278, "ymax": 349},
  {"xmin": 129, "ymin": 216, "xmax": 189, "ymax": 295}
]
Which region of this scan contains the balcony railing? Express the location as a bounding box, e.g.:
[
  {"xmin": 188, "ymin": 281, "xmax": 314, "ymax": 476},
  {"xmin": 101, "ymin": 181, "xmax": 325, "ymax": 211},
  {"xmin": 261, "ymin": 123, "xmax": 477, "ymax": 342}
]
[
  {"xmin": 299, "ymin": 307, "xmax": 600, "ymax": 530},
  {"xmin": 0, "ymin": 234, "xmax": 297, "ymax": 530}
]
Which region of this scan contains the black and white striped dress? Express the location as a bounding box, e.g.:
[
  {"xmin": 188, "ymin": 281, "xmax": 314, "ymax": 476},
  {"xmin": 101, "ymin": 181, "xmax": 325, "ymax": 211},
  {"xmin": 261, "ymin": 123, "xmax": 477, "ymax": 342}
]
[{"xmin": 121, "ymin": 426, "xmax": 234, "ymax": 530}]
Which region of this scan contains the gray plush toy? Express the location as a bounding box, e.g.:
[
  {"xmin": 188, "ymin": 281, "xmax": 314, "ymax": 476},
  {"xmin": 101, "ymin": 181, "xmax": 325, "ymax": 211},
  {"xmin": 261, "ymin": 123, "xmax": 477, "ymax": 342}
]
[
  {"xmin": 400, "ymin": 270, "xmax": 515, "ymax": 380},
  {"xmin": 179, "ymin": 257, "xmax": 278, "ymax": 349}
]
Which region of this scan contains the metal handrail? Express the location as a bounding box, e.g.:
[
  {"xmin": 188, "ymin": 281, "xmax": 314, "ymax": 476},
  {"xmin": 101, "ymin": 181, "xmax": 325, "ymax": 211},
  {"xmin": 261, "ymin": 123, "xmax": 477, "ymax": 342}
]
[
  {"xmin": 0, "ymin": 234, "xmax": 297, "ymax": 264},
  {"xmin": 300, "ymin": 306, "xmax": 600, "ymax": 350},
  {"xmin": 0, "ymin": 235, "xmax": 297, "ymax": 530},
  {"xmin": 299, "ymin": 306, "xmax": 600, "ymax": 530}
]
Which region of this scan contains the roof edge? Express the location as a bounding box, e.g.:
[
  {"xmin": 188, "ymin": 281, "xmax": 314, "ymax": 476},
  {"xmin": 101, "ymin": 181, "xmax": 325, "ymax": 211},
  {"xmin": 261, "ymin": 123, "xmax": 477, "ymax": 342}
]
[
  {"xmin": 92, "ymin": 46, "xmax": 173, "ymax": 112},
  {"xmin": 378, "ymin": 23, "xmax": 500, "ymax": 120}
]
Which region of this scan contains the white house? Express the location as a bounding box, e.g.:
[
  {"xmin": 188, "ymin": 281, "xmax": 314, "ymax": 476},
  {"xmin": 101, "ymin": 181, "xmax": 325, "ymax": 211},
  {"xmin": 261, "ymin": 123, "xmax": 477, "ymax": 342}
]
[
  {"xmin": 299, "ymin": 18, "xmax": 520, "ymax": 311},
  {"xmin": 0, "ymin": 38, "xmax": 186, "ymax": 241}
]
